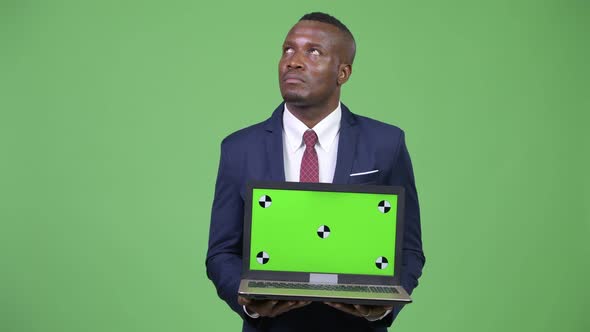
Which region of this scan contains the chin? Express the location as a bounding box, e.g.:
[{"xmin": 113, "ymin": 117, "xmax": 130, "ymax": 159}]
[{"xmin": 282, "ymin": 92, "xmax": 310, "ymax": 107}]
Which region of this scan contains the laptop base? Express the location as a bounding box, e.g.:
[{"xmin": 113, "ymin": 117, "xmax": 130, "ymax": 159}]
[{"xmin": 238, "ymin": 279, "xmax": 412, "ymax": 306}]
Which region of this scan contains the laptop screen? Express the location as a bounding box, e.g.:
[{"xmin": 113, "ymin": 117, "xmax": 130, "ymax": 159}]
[{"xmin": 249, "ymin": 188, "xmax": 398, "ymax": 277}]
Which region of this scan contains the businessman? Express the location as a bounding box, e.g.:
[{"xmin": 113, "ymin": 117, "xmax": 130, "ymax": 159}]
[{"xmin": 206, "ymin": 12, "xmax": 425, "ymax": 332}]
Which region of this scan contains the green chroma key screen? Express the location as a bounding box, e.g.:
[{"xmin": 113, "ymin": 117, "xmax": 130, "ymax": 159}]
[{"xmin": 250, "ymin": 188, "xmax": 398, "ymax": 276}]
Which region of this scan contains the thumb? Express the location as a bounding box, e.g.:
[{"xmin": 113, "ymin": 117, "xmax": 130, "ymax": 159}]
[{"xmin": 238, "ymin": 296, "xmax": 252, "ymax": 305}]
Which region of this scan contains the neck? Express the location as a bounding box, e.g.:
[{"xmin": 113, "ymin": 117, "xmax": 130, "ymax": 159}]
[{"xmin": 285, "ymin": 100, "xmax": 339, "ymax": 128}]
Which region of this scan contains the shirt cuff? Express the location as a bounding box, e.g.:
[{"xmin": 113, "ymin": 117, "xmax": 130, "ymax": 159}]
[
  {"xmin": 365, "ymin": 309, "xmax": 392, "ymax": 321},
  {"xmin": 243, "ymin": 305, "xmax": 261, "ymax": 319}
]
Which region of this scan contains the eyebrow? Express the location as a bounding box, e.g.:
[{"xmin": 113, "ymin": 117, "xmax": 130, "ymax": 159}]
[
  {"xmin": 283, "ymin": 42, "xmax": 327, "ymax": 50},
  {"xmin": 305, "ymin": 42, "xmax": 326, "ymax": 49}
]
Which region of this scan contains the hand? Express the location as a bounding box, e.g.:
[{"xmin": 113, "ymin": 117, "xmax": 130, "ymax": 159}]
[
  {"xmin": 324, "ymin": 302, "xmax": 392, "ymax": 320},
  {"xmin": 238, "ymin": 296, "xmax": 311, "ymax": 318}
]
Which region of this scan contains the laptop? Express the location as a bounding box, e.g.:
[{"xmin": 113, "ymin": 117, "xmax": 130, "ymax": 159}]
[{"xmin": 237, "ymin": 181, "xmax": 412, "ymax": 306}]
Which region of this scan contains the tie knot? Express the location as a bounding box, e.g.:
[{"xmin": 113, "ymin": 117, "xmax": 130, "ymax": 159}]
[{"xmin": 303, "ymin": 130, "xmax": 318, "ymax": 148}]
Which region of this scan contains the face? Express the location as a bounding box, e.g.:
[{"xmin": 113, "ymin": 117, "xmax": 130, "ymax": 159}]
[{"xmin": 279, "ymin": 20, "xmax": 351, "ymax": 108}]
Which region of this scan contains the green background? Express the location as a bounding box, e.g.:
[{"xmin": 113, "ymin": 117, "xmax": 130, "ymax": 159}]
[
  {"xmin": 1, "ymin": 0, "xmax": 588, "ymax": 331},
  {"xmin": 250, "ymin": 189, "xmax": 397, "ymax": 275}
]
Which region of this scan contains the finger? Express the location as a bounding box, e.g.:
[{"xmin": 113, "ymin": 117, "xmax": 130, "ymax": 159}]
[
  {"xmin": 250, "ymin": 300, "xmax": 279, "ymax": 316},
  {"xmin": 284, "ymin": 301, "xmax": 311, "ymax": 314},
  {"xmin": 237, "ymin": 296, "xmax": 252, "ymax": 306},
  {"xmin": 364, "ymin": 305, "xmax": 393, "ymax": 317},
  {"xmin": 354, "ymin": 304, "xmax": 371, "ymax": 317},
  {"xmin": 268, "ymin": 301, "xmax": 297, "ymax": 317},
  {"xmin": 378, "ymin": 305, "xmax": 394, "ymax": 315},
  {"xmin": 268, "ymin": 300, "xmax": 312, "ymax": 318},
  {"xmin": 289, "ymin": 301, "xmax": 311, "ymax": 310},
  {"xmin": 324, "ymin": 302, "xmax": 364, "ymax": 317}
]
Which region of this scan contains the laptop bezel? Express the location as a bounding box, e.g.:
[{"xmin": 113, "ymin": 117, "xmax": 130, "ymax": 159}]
[{"xmin": 242, "ymin": 181, "xmax": 405, "ymax": 285}]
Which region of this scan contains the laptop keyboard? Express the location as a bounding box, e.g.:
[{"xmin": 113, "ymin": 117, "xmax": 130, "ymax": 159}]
[{"xmin": 248, "ymin": 281, "xmax": 398, "ymax": 294}]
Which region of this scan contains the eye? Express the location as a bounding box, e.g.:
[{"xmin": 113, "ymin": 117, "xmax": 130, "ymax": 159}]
[
  {"xmin": 309, "ymin": 48, "xmax": 320, "ymax": 56},
  {"xmin": 283, "ymin": 47, "xmax": 294, "ymax": 54}
]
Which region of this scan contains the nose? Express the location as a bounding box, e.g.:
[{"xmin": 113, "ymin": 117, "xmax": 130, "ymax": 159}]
[{"xmin": 286, "ymin": 51, "xmax": 304, "ymax": 70}]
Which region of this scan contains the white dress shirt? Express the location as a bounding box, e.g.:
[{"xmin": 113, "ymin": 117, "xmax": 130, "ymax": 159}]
[{"xmin": 282, "ymin": 103, "xmax": 341, "ymax": 183}]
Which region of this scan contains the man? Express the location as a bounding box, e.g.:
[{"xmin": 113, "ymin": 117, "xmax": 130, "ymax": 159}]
[{"xmin": 206, "ymin": 12, "xmax": 425, "ymax": 332}]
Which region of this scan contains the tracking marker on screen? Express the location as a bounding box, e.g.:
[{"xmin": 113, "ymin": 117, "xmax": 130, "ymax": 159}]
[
  {"xmin": 317, "ymin": 225, "xmax": 331, "ymax": 239},
  {"xmin": 375, "ymin": 256, "xmax": 388, "ymax": 269},
  {"xmin": 256, "ymin": 251, "xmax": 270, "ymax": 264},
  {"xmin": 259, "ymin": 195, "xmax": 272, "ymax": 208},
  {"xmin": 378, "ymin": 200, "xmax": 391, "ymax": 213}
]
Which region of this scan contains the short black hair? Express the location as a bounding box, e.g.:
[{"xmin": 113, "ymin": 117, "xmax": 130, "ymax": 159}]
[
  {"xmin": 299, "ymin": 12, "xmax": 355, "ymax": 43},
  {"xmin": 299, "ymin": 12, "xmax": 356, "ymax": 63}
]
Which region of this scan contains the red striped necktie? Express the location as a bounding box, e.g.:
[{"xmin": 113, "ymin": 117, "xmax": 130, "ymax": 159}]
[{"xmin": 300, "ymin": 129, "xmax": 319, "ymax": 183}]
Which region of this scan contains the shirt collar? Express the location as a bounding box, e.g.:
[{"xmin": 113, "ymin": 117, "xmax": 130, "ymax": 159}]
[{"xmin": 283, "ymin": 103, "xmax": 342, "ymax": 153}]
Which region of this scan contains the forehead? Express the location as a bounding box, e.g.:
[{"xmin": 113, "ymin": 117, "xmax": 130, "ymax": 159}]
[{"xmin": 283, "ymin": 20, "xmax": 343, "ymax": 48}]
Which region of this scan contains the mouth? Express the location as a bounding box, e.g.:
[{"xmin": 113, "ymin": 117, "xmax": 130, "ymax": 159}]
[{"xmin": 282, "ymin": 74, "xmax": 305, "ymax": 84}]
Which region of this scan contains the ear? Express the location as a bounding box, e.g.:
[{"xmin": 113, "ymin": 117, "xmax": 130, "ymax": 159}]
[{"xmin": 337, "ymin": 64, "xmax": 352, "ymax": 86}]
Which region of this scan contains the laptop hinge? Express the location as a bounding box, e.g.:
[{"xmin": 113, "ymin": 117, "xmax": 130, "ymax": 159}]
[{"xmin": 309, "ymin": 273, "xmax": 338, "ymax": 284}]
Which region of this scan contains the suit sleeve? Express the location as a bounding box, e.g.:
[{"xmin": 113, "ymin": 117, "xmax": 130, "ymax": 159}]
[
  {"xmin": 375, "ymin": 130, "xmax": 426, "ymax": 327},
  {"xmin": 205, "ymin": 141, "xmax": 261, "ymax": 327}
]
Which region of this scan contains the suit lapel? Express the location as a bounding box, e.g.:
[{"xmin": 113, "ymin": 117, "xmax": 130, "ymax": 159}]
[
  {"xmin": 332, "ymin": 104, "xmax": 358, "ymax": 184},
  {"xmin": 264, "ymin": 104, "xmax": 286, "ymax": 182}
]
